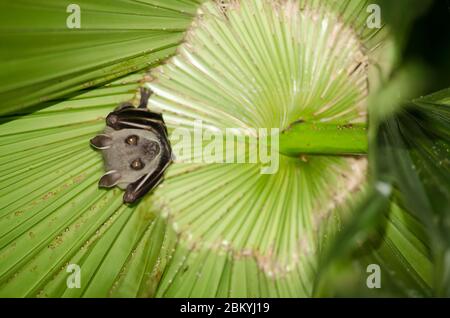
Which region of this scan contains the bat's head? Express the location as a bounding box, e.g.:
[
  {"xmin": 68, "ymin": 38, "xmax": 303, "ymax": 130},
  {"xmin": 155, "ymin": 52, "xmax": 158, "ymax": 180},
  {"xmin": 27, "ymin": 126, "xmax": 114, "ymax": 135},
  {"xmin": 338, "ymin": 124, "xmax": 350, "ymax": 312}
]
[
  {"xmin": 90, "ymin": 103, "xmax": 172, "ymax": 204},
  {"xmin": 91, "ymin": 128, "xmax": 163, "ymax": 188}
]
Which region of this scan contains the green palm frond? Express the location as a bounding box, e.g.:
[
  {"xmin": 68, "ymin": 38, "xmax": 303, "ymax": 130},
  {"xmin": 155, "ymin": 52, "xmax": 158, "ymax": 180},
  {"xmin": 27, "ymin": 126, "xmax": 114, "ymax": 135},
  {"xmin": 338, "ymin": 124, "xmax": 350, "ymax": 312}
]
[
  {"xmin": 0, "ymin": 0, "xmax": 202, "ymax": 115},
  {"xmin": 377, "ymin": 89, "xmax": 450, "ymax": 296},
  {"xmin": 138, "ymin": 0, "xmax": 389, "ymax": 297},
  {"xmin": 0, "ymin": 0, "xmax": 448, "ymax": 299},
  {"xmin": 316, "ymin": 83, "xmax": 450, "ymax": 297},
  {"xmin": 0, "ymin": 74, "xmax": 165, "ymax": 297}
]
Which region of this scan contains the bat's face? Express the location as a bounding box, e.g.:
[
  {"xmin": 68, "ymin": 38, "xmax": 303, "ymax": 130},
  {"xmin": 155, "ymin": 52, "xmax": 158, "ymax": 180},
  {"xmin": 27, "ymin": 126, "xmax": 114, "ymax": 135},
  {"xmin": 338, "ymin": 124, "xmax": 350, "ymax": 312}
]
[
  {"xmin": 91, "ymin": 128, "xmax": 163, "ymax": 189},
  {"xmin": 90, "ymin": 89, "xmax": 172, "ymax": 204}
]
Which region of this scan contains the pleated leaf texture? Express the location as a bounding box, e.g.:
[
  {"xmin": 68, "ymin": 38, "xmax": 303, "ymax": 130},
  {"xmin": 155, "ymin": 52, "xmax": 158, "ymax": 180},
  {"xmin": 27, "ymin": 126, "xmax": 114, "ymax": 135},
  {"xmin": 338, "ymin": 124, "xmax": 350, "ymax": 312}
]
[
  {"xmin": 0, "ymin": 0, "xmax": 428, "ymax": 297},
  {"xmin": 0, "ymin": 0, "xmax": 203, "ymax": 115}
]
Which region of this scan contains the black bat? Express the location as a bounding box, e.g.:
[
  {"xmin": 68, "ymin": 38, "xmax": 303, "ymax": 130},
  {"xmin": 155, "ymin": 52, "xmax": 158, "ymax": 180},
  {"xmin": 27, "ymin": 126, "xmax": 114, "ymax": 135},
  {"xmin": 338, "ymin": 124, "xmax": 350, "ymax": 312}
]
[{"xmin": 90, "ymin": 87, "xmax": 172, "ymax": 204}]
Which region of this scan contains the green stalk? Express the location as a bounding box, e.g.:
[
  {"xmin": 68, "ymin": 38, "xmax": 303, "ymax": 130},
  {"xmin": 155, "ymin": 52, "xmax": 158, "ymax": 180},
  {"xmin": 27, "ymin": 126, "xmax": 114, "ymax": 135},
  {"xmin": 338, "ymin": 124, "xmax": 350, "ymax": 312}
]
[{"xmin": 279, "ymin": 121, "xmax": 368, "ymax": 156}]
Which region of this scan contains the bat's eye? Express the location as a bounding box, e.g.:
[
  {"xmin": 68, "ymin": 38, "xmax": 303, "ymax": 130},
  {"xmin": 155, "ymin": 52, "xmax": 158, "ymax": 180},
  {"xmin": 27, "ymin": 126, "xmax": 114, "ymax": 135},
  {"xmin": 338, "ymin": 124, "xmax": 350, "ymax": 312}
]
[
  {"xmin": 130, "ymin": 158, "xmax": 145, "ymax": 170},
  {"xmin": 125, "ymin": 135, "xmax": 139, "ymax": 145}
]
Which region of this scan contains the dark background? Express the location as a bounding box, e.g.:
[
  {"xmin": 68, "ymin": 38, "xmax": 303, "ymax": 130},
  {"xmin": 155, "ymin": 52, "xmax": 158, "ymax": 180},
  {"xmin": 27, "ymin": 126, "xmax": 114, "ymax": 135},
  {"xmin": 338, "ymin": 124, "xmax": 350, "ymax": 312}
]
[{"xmin": 403, "ymin": 0, "xmax": 450, "ymax": 92}]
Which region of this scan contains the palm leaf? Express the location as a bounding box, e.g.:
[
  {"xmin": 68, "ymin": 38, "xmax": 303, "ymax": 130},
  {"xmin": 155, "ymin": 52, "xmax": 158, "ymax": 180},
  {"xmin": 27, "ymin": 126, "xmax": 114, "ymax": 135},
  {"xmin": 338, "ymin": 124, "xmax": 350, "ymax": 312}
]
[
  {"xmin": 144, "ymin": 0, "xmax": 390, "ymax": 297},
  {"xmin": 0, "ymin": 0, "xmax": 446, "ymax": 298},
  {"xmin": 0, "ymin": 0, "xmax": 203, "ymax": 115},
  {"xmin": 0, "ymin": 74, "xmax": 173, "ymax": 297},
  {"xmin": 316, "ymin": 80, "xmax": 449, "ymax": 297},
  {"xmin": 379, "ymin": 89, "xmax": 450, "ymax": 296}
]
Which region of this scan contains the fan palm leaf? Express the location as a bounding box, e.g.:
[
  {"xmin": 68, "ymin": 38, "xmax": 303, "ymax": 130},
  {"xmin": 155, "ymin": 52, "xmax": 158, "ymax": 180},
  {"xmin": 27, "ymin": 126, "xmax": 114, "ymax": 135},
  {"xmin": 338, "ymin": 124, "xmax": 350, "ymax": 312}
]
[
  {"xmin": 0, "ymin": 0, "xmax": 202, "ymax": 115},
  {"xmin": 0, "ymin": 0, "xmax": 447, "ymax": 298}
]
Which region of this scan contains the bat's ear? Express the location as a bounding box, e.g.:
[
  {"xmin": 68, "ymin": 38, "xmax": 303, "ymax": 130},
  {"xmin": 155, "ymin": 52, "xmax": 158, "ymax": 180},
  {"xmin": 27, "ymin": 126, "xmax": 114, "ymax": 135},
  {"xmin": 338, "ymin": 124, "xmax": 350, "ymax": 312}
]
[
  {"xmin": 90, "ymin": 134, "xmax": 112, "ymax": 150},
  {"xmin": 99, "ymin": 171, "xmax": 122, "ymax": 188}
]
